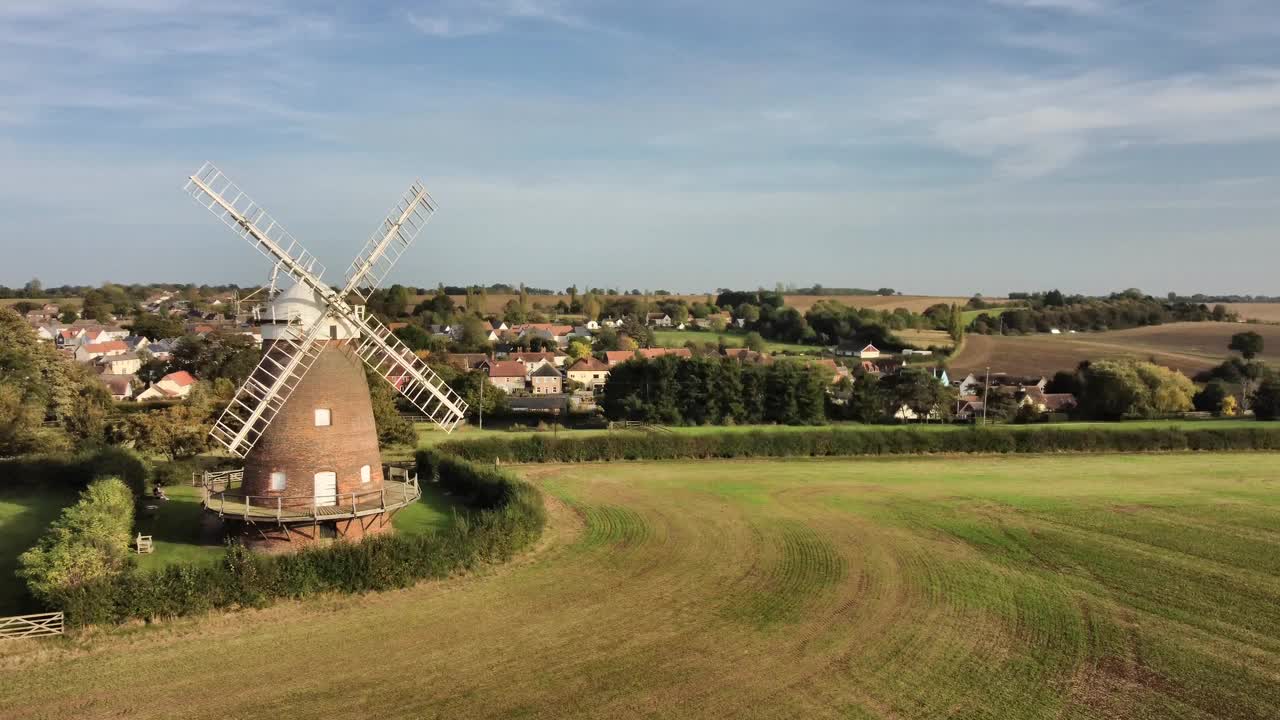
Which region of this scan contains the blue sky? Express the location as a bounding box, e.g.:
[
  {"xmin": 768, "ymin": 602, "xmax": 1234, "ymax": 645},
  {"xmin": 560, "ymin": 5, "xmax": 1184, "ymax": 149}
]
[{"xmin": 2, "ymin": 0, "xmax": 1280, "ymax": 295}]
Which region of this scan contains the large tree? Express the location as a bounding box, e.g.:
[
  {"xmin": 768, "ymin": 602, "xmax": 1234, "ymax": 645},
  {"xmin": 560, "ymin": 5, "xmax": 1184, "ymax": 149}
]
[{"xmin": 1229, "ymin": 331, "xmax": 1264, "ymax": 360}]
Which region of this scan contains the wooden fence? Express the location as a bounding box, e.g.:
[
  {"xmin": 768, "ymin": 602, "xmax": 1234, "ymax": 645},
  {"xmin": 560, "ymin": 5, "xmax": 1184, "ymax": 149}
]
[{"xmin": 0, "ymin": 612, "xmax": 64, "ymax": 640}]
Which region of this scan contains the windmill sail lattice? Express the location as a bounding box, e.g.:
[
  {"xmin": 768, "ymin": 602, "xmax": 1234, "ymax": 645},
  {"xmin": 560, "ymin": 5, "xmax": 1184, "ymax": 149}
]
[{"xmin": 184, "ymin": 163, "xmax": 467, "ymax": 458}]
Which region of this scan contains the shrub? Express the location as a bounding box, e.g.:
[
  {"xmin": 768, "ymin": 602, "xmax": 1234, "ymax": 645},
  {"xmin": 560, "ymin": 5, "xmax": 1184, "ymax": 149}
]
[
  {"xmin": 438, "ymin": 426, "xmax": 1280, "ymax": 464},
  {"xmin": 36, "ymin": 448, "xmax": 545, "ymax": 626},
  {"xmin": 18, "ymin": 477, "xmax": 135, "ymax": 606},
  {"xmin": 0, "ymin": 446, "xmax": 148, "ymax": 497}
]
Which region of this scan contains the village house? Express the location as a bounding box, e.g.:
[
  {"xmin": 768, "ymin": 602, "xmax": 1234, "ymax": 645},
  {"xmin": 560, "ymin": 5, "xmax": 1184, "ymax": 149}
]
[
  {"xmin": 135, "ymin": 370, "xmax": 196, "ymax": 401},
  {"xmin": 98, "ymin": 374, "xmax": 135, "ymax": 401},
  {"xmin": 483, "ymin": 360, "xmax": 530, "ymax": 393},
  {"xmin": 565, "ymin": 356, "xmax": 610, "ymax": 392},
  {"xmin": 529, "ymin": 364, "xmax": 564, "ymax": 395},
  {"xmin": 1018, "ymin": 388, "xmax": 1078, "ymax": 415},
  {"xmin": 74, "ymin": 340, "xmax": 129, "ymax": 363},
  {"xmin": 646, "ymin": 313, "xmax": 673, "ymax": 327},
  {"xmin": 96, "ymin": 352, "xmax": 143, "ymax": 376}
]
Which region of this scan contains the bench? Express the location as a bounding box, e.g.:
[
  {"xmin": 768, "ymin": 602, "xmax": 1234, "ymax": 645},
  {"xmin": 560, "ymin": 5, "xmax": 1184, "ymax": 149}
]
[{"xmin": 135, "ymin": 533, "xmax": 154, "ymax": 554}]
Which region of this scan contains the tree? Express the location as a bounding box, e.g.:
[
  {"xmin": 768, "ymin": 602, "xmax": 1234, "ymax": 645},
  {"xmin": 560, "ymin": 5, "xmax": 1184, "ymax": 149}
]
[
  {"xmin": 736, "ymin": 303, "xmax": 761, "ymax": 325},
  {"xmin": 23, "ymin": 277, "xmax": 43, "ymax": 298},
  {"xmin": 168, "ymin": 331, "xmax": 261, "ymax": 384},
  {"xmin": 393, "ymin": 324, "xmax": 435, "ymax": 351},
  {"xmin": 1221, "ymin": 394, "xmax": 1239, "ymax": 416},
  {"xmin": 1078, "ymin": 359, "xmax": 1194, "ymax": 420},
  {"xmin": 453, "ymin": 316, "xmax": 494, "ymax": 353},
  {"xmin": 1251, "ymin": 377, "xmax": 1280, "ymax": 420},
  {"xmin": 1229, "ymin": 331, "xmax": 1264, "ymax": 360},
  {"xmin": 880, "ymin": 367, "xmax": 956, "ymax": 422},
  {"xmin": 0, "ymin": 307, "xmax": 110, "ymax": 452},
  {"xmin": 744, "ymin": 332, "xmax": 767, "ymax": 353},
  {"xmin": 367, "ymin": 369, "xmax": 415, "ymax": 446},
  {"xmin": 947, "ymin": 303, "xmax": 965, "ymax": 342},
  {"xmin": 445, "ymin": 368, "xmax": 508, "ymax": 421},
  {"xmin": 128, "ymin": 312, "xmax": 184, "ymax": 340},
  {"xmin": 1192, "ymin": 382, "xmax": 1228, "ymax": 413},
  {"xmin": 567, "ymin": 338, "xmax": 593, "ymax": 362}
]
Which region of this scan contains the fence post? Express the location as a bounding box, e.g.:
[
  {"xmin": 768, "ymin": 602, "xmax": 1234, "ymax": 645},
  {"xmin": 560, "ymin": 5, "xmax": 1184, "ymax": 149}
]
[{"xmin": 277, "ymin": 496, "xmax": 281, "ymax": 522}]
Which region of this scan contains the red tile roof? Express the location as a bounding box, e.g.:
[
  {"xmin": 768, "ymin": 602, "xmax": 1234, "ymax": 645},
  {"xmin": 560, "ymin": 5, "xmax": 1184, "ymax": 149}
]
[
  {"xmin": 161, "ymin": 370, "xmax": 196, "ymax": 387},
  {"xmin": 568, "ymin": 357, "xmax": 610, "ymax": 371},
  {"xmin": 486, "ymin": 360, "xmax": 528, "ymax": 378},
  {"xmin": 81, "ymin": 340, "xmax": 127, "ymax": 354}
]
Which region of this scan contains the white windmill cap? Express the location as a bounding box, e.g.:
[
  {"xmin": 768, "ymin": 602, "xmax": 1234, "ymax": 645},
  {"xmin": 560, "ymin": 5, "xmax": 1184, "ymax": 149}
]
[{"xmin": 261, "ymin": 282, "xmax": 359, "ymax": 341}]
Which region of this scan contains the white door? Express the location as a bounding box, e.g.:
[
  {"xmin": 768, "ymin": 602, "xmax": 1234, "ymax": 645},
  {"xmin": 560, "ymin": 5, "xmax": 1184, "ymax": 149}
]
[{"xmin": 313, "ymin": 471, "xmax": 337, "ymax": 507}]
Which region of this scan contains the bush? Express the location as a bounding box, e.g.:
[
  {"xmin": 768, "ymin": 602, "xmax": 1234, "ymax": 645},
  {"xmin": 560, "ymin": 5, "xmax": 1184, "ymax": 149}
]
[
  {"xmin": 36, "ymin": 448, "xmax": 545, "ymax": 626},
  {"xmin": 438, "ymin": 426, "xmax": 1280, "ymax": 464},
  {"xmin": 18, "ymin": 477, "xmax": 135, "ymax": 606},
  {"xmin": 0, "ymin": 446, "xmax": 148, "ymax": 497}
]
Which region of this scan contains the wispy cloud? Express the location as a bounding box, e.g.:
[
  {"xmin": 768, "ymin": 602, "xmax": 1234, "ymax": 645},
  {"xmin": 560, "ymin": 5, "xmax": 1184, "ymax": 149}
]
[
  {"xmin": 407, "ymin": 0, "xmax": 589, "ymax": 38},
  {"xmin": 988, "ymin": 0, "xmax": 1110, "ymax": 15}
]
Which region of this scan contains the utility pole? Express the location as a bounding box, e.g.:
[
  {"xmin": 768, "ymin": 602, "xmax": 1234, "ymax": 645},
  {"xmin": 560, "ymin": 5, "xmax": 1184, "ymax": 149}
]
[{"xmin": 982, "ymin": 366, "xmax": 991, "ymax": 426}]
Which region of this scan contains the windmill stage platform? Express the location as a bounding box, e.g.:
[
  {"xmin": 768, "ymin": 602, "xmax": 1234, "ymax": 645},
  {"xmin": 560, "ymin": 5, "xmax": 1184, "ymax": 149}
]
[{"xmin": 200, "ymin": 465, "xmax": 421, "ymax": 525}]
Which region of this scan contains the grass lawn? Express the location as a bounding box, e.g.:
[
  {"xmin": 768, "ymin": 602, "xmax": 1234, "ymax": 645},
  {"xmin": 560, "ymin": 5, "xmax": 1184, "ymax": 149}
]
[
  {"xmin": 652, "ymin": 328, "xmax": 822, "ymax": 354},
  {"xmin": 134, "ymin": 483, "xmax": 224, "ymax": 571},
  {"xmin": 0, "ymin": 490, "xmax": 73, "ymax": 615},
  {"xmin": 962, "ymin": 306, "xmax": 1014, "ymax": 324},
  {"xmin": 3, "ymin": 452, "xmax": 1278, "ymax": 718}
]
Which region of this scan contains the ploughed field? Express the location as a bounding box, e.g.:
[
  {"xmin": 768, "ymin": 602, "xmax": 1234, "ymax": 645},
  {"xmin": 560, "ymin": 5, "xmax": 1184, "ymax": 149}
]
[
  {"xmin": 3, "ymin": 454, "xmax": 1279, "ymax": 719},
  {"xmin": 950, "ymin": 321, "xmax": 1280, "ymax": 377}
]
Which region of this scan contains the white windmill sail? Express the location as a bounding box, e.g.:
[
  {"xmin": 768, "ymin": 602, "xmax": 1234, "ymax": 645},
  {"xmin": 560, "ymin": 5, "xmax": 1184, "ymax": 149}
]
[{"xmin": 184, "ymin": 163, "xmax": 468, "ymax": 457}]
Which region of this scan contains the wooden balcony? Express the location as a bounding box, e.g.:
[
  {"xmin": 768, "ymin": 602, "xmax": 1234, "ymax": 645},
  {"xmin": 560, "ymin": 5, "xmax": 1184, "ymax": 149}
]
[{"xmin": 201, "ymin": 465, "xmax": 420, "ymax": 524}]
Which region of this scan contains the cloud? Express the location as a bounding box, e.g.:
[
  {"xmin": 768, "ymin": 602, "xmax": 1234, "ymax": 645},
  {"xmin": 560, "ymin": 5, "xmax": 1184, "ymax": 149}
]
[
  {"xmin": 407, "ymin": 0, "xmax": 590, "ymax": 38},
  {"xmin": 988, "ymin": 0, "xmax": 1109, "ymax": 14}
]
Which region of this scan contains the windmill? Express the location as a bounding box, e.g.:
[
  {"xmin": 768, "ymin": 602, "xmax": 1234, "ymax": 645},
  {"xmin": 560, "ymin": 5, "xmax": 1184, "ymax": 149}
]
[{"xmin": 185, "ymin": 163, "xmax": 467, "ymax": 549}]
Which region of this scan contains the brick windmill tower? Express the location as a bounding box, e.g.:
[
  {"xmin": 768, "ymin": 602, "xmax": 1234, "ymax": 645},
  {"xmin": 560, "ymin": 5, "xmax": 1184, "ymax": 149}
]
[{"xmin": 184, "ymin": 163, "xmax": 467, "ymax": 550}]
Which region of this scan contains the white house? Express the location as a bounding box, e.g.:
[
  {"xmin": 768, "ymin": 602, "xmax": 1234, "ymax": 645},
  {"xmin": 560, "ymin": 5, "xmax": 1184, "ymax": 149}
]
[
  {"xmin": 859, "ymin": 343, "xmax": 881, "ymax": 359},
  {"xmin": 135, "ymin": 370, "xmax": 196, "ymax": 401},
  {"xmin": 97, "ymin": 352, "xmax": 143, "ymax": 376}
]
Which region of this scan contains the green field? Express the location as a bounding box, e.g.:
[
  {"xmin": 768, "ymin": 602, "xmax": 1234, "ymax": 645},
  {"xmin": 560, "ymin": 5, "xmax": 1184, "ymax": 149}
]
[
  {"xmin": 652, "ymin": 328, "xmax": 822, "ymax": 354},
  {"xmin": 0, "ymin": 490, "xmax": 72, "ymax": 615},
  {"xmin": 2, "ymin": 453, "xmax": 1278, "ymax": 718}
]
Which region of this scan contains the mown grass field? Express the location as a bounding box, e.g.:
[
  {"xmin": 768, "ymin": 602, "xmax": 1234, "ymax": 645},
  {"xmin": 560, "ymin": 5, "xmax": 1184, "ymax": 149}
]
[
  {"xmin": 0, "ymin": 490, "xmax": 72, "ymax": 615},
  {"xmin": 949, "ymin": 321, "xmax": 1280, "ymax": 377},
  {"xmin": 2, "ymin": 453, "xmax": 1278, "ymax": 719}
]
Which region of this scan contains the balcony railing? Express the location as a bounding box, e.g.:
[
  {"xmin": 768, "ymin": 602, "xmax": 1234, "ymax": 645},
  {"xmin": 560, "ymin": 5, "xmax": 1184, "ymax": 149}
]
[{"xmin": 201, "ymin": 465, "xmax": 420, "ymax": 523}]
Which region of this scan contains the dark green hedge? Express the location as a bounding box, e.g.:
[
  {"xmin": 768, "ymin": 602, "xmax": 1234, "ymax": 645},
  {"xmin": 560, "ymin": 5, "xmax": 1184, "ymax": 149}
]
[
  {"xmin": 439, "ymin": 426, "xmax": 1280, "ymax": 464},
  {"xmin": 0, "ymin": 446, "xmax": 148, "ymax": 497},
  {"xmin": 48, "ymin": 448, "xmax": 545, "ymax": 626}
]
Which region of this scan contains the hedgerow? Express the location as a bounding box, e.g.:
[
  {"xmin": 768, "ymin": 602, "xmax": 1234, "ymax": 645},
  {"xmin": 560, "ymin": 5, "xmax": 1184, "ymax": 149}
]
[
  {"xmin": 0, "ymin": 446, "xmax": 148, "ymax": 497},
  {"xmin": 438, "ymin": 426, "xmax": 1280, "ymax": 464},
  {"xmin": 39, "ymin": 448, "xmax": 545, "ymax": 626}
]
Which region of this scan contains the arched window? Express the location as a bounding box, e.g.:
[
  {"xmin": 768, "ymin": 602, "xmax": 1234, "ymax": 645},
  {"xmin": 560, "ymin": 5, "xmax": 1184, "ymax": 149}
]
[
  {"xmin": 360, "ymin": 464, "xmax": 371, "ymax": 483},
  {"xmin": 270, "ymin": 471, "xmax": 286, "ymax": 491}
]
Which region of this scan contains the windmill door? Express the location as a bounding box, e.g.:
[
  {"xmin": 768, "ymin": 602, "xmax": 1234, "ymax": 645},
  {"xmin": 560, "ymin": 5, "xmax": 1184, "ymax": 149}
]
[{"xmin": 313, "ymin": 472, "xmax": 337, "ymax": 507}]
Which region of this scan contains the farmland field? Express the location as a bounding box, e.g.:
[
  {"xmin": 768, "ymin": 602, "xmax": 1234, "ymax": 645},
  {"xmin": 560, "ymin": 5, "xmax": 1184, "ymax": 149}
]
[
  {"xmin": 1225, "ymin": 303, "xmax": 1280, "ymax": 323},
  {"xmin": 949, "ymin": 321, "xmax": 1280, "ymax": 377},
  {"xmin": 3, "ymin": 453, "xmax": 1278, "ymax": 719}
]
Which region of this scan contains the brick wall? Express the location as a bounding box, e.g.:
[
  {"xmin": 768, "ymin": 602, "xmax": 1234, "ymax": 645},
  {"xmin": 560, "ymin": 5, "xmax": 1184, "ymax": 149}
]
[{"xmin": 241, "ymin": 339, "xmax": 386, "ymax": 511}]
